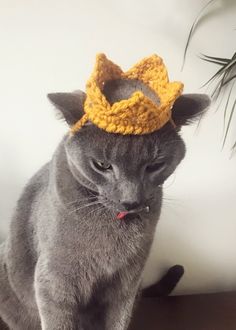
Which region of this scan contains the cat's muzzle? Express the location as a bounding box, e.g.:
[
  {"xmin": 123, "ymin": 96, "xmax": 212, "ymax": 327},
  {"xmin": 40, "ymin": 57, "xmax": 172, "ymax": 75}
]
[{"xmin": 117, "ymin": 205, "xmax": 150, "ymax": 219}]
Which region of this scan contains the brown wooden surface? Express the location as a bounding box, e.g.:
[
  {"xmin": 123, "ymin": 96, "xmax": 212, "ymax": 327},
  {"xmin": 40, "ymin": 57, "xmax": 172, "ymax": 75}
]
[
  {"xmin": 1, "ymin": 292, "xmax": 236, "ymax": 329},
  {"xmin": 129, "ymin": 292, "xmax": 236, "ymax": 330}
]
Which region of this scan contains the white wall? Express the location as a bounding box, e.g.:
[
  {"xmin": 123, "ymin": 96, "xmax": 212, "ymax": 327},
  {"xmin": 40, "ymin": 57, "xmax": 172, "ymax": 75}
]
[{"xmin": 0, "ymin": 0, "xmax": 236, "ymax": 294}]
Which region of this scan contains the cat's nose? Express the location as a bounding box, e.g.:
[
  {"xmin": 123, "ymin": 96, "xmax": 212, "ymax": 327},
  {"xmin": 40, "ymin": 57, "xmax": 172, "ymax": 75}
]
[{"xmin": 122, "ymin": 202, "xmax": 141, "ymax": 211}]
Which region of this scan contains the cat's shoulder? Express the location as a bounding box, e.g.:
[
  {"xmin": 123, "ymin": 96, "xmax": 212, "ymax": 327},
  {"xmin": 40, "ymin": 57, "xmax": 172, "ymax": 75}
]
[{"xmin": 16, "ymin": 162, "xmax": 50, "ymax": 209}]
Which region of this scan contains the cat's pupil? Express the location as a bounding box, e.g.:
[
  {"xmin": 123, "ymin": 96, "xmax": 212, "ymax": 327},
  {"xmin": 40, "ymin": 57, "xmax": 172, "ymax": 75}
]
[{"xmin": 93, "ymin": 160, "xmax": 112, "ymax": 171}]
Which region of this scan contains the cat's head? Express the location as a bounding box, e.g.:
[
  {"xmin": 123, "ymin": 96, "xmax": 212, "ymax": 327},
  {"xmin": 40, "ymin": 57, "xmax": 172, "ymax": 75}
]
[{"xmin": 48, "ymin": 80, "xmax": 210, "ymax": 215}]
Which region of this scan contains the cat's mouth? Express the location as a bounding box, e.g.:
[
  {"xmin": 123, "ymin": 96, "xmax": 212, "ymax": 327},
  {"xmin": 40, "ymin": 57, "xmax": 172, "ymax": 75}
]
[{"xmin": 117, "ymin": 206, "xmax": 150, "ymax": 220}]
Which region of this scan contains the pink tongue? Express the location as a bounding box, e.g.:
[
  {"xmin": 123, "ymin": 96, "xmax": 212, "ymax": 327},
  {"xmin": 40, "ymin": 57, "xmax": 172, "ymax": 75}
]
[{"xmin": 117, "ymin": 211, "xmax": 129, "ymax": 219}]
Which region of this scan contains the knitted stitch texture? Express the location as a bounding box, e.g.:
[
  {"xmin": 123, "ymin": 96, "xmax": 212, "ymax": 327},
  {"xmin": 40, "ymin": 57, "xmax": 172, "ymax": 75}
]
[{"xmin": 71, "ymin": 53, "xmax": 184, "ymax": 135}]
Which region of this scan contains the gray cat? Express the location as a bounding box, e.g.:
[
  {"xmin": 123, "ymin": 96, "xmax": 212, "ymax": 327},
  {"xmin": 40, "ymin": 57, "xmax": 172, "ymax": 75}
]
[{"xmin": 0, "ymin": 78, "xmax": 210, "ymax": 330}]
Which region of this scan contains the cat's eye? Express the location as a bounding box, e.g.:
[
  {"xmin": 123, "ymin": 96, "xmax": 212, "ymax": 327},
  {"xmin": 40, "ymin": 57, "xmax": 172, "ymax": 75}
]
[
  {"xmin": 146, "ymin": 161, "xmax": 165, "ymax": 173},
  {"xmin": 93, "ymin": 160, "xmax": 112, "ymax": 172}
]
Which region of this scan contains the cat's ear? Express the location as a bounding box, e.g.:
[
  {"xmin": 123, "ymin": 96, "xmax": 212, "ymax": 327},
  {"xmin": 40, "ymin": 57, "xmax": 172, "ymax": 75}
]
[
  {"xmin": 171, "ymin": 94, "xmax": 211, "ymax": 128},
  {"xmin": 47, "ymin": 91, "xmax": 86, "ymax": 126}
]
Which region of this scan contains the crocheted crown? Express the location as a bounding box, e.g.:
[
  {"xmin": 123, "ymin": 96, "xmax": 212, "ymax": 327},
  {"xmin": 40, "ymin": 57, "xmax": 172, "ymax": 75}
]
[{"xmin": 71, "ymin": 53, "xmax": 184, "ymax": 135}]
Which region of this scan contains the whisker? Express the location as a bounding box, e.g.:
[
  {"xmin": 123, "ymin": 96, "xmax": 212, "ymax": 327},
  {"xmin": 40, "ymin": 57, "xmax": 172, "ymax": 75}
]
[
  {"xmin": 163, "ymin": 196, "xmax": 178, "ymax": 201},
  {"xmin": 79, "ymin": 204, "xmax": 106, "ymax": 221},
  {"xmin": 66, "ymin": 196, "xmax": 97, "ymax": 206},
  {"xmin": 162, "ymin": 197, "xmax": 183, "ymax": 207},
  {"xmin": 68, "ymin": 201, "xmax": 102, "ymax": 215}
]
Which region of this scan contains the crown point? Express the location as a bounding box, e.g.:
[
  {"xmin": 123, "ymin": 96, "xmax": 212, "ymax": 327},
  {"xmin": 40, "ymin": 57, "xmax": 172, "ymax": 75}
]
[{"xmin": 72, "ymin": 53, "xmax": 184, "ymax": 135}]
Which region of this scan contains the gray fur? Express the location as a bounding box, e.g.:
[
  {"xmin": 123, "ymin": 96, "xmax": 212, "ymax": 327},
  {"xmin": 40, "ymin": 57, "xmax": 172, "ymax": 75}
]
[
  {"xmin": 103, "ymin": 79, "xmax": 160, "ymax": 106},
  {"xmin": 0, "ymin": 78, "xmax": 210, "ymax": 330}
]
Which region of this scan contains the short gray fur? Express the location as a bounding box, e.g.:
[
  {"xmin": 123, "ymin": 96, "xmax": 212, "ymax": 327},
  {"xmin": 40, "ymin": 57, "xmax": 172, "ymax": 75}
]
[
  {"xmin": 0, "ymin": 78, "xmax": 210, "ymax": 330},
  {"xmin": 103, "ymin": 79, "xmax": 160, "ymax": 106}
]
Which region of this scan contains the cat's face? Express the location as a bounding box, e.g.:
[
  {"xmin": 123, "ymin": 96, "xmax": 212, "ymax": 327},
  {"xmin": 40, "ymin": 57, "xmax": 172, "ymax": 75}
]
[
  {"xmin": 65, "ymin": 123, "xmax": 185, "ymax": 214},
  {"xmin": 48, "ymin": 84, "xmax": 210, "ymax": 215}
]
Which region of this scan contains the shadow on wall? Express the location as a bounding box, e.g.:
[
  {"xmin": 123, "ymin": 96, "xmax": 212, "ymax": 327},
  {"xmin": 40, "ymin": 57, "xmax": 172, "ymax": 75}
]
[{"xmin": 142, "ymin": 221, "xmax": 236, "ymax": 295}]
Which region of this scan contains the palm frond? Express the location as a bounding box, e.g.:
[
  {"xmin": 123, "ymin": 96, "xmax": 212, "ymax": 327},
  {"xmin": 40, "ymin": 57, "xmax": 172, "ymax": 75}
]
[
  {"xmin": 182, "ymin": 1, "xmax": 236, "ymax": 153},
  {"xmin": 231, "ymin": 141, "xmax": 236, "ymax": 150},
  {"xmin": 200, "ymin": 54, "xmax": 230, "ymax": 64},
  {"xmin": 222, "ymin": 74, "xmax": 236, "ymax": 86},
  {"xmin": 181, "ymin": 0, "xmax": 217, "ymax": 70},
  {"xmin": 201, "ymin": 53, "xmax": 236, "ymax": 150},
  {"xmin": 222, "ymin": 97, "xmax": 236, "ymax": 149},
  {"xmin": 223, "ymin": 82, "xmax": 235, "ymax": 133},
  {"xmin": 201, "ymin": 55, "xmax": 236, "ymax": 88}
]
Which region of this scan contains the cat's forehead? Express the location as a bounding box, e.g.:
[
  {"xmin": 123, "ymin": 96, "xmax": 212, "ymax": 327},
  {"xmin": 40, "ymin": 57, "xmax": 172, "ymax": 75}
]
[
  {"xmin": 76, "ymin": 124, "xmax": 175, "ymax": 162},
  {"xmin": 103, "ymin": 133, "xmax": 158, "ymax": 162}
]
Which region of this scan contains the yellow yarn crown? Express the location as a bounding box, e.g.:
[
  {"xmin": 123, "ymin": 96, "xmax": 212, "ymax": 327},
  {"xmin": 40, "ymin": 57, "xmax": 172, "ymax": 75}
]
[{"xmin": 71, "ymin": 53, "xmax": 184, "ymax": 135}]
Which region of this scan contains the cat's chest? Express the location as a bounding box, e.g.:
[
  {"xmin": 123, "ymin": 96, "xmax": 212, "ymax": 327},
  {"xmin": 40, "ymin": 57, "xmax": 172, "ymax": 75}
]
[{"xmin": 78, "ymin": 212, "xmax": 153, "ymax": 276}]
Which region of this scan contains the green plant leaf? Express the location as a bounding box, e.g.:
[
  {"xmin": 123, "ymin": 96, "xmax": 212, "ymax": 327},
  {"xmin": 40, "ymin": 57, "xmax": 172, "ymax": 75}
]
[
  {"xmin": 201, "ymin": 64, "xmax": 227, "ymax": 87},
  {"xmin": 211, "ymin": 69, "xmax": 231, "ymax": 100},
  {"xmin": 200, "ymin": 58, "xmax": 226, "ymax": 66},
  {"xmin": 181, "ymin": 0, "xmax": 217, "ymax": 70},
  {"xmin": 215, "ymin": 87, "xmax": 227, "ymax": 113},
  {"xmin": 222, "ymin": 74, "xmax": 236, "ymax": 86},
  {"xmin": 200, "ymin": 54, "xmax": 230, "ymax": 63},
  {"xmin": 231, "ymin": 141, "xmax": 236, "ymax": 151},
  {"xmin": 222, "ymin": 96, "xmax": 236, "ymax": 149},
  {"xmin": 201, "ymin": 55, "xmax": 236, "ymax": 87},
  {"xmin": 183, "ymin": 1, "xmax": 236, "ymax": 154},
  {"xmin": 223, "ymin": 82, "xmax": 235, "ymax": 133}
]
